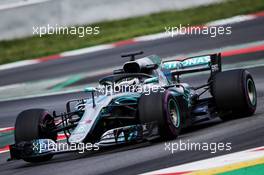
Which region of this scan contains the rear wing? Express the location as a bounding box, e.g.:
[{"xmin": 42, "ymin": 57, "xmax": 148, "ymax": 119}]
[{"xmin": 162, "ymin": 53, "xmax": 222, "ymax": 76}]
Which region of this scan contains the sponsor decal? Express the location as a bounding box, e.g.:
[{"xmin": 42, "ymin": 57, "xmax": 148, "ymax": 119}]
[{"xmin": 163, "ymin": 56, "xmax": 210, "ymax": 70}]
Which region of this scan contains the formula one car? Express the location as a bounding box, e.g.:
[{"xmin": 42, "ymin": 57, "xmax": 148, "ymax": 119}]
[{"xmin": 9, "ymin": 51, "xmax": 257, "ymax": 162}]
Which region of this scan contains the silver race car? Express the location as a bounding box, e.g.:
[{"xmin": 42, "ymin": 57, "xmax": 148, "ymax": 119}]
[{"xmin": 9, "ymin": 51, "xmax": 257, "ymax": 162}]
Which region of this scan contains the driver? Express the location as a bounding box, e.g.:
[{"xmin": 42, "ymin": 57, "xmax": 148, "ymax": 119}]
[{"xmin": 115, "ymin": 78, "xmax": 140, "ymax": 93}]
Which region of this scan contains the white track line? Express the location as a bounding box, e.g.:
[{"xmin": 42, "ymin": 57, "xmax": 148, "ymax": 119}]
[
  {"xmin": 0, "ymin": 0, "xmax": 50, "ymax": 10},
  {"xmin": 0, "ymin": 60, "xmax": 39, "ymax": 71},
  {"xmin": 207, "ymin": 15, "xmax": 256, "ymax": 26},
  {"xmin": 60, "ymin": 44, "xmax": 115, "ymax": 57},
  {"xmin": 0, "ymin": 127, "xmax": 14, "ymax": 132},
  {"xmin": 142, "ymin": 146, "xmax": 264, "ymax": 175}
]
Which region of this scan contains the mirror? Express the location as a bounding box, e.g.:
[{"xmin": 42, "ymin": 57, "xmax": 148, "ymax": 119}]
[
  {"xmin": 143, "ymin": 77, "xmax": 159, "ymax": 84},
  {"xmin": 84, "ymin": 87, "xmax": 96, "ymax": 93}
]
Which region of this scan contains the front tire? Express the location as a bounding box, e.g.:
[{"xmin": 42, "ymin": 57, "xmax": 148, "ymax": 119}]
[{"xmin": 15, "ymin": 109, "xmax": 56, "ymax": 162}]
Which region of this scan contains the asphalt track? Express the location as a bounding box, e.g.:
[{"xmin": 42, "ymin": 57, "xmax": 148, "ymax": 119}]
[
  {"xmin": 0, "ymin": 17, "xmax": 264, "ymax": 175},
  {"xmin": 1, "ymin": 16, "xmax": 264, "ymax": 86}
]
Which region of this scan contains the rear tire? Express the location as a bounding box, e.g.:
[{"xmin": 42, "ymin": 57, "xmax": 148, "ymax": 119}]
[
  {"xmin": 212, "ymin": 69, "xmax": 257, "ymax": 121},
  {"xmin": 138, "ymin": 90, "xmax": 182, "ymax": 140},
  {"xmin": 15, "ymin": 109, "xmax": 56, "ymax": 162}
]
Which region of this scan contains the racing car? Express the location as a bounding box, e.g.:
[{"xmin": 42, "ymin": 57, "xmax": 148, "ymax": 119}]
[{"xmin": 9, "ymin": 51, "xmax": 257, "ymax": 162}]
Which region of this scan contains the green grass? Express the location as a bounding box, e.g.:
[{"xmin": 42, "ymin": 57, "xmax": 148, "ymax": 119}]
[
  {"xmin": 218, "ymin": 164, "xmax": 264, "ymax": 175},
  {"xmin": 0, "ymin": 0, "xmax": 264, "ymax": 65}
]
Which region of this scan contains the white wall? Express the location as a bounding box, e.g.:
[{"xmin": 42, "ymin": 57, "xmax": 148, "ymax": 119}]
[{"xmin": 0, "ymin": 0, "xmax": 223, "ymax": 40}]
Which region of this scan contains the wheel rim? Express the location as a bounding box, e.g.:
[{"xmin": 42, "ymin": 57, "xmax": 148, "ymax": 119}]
[
  {"xmin": 168, "ymin": 98, "xmax": 180, "ymax": 128},
  {"xmin": 247, "ymin": 79, "xmax": 256, "ymax": 106}
]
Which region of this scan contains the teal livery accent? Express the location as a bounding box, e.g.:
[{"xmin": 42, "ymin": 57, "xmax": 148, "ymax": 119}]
[
  {"xmin": 114, "ymin": 95, "xmax": 138, "ymax": 104},
  {"xmin": 84, "ymin": 87, "xmax": 96, "ymax": 92},
  {"xmin": 171, "ymin": 87, "xmax": 192, "ymax": 108},
  {"xmin": 147, "ymin": 55, "xmax": 162, "ymax": 65},
  {"xmin": 144, "ymin": 77, "xmax": 159, "ymax": 84},
  {"xmin": 163, "ymin": 55, "xmax": 211, "ymax": 70}
]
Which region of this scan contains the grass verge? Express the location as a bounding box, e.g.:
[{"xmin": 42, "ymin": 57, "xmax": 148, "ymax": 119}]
[{"xmin": 0, "ymin": 0, "xmax": 264, "ymax": 65}]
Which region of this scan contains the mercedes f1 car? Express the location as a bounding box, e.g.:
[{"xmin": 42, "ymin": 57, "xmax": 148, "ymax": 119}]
[{"xmin": 9, "ymin": 51, "xmax": 257, "ymax": 162}]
